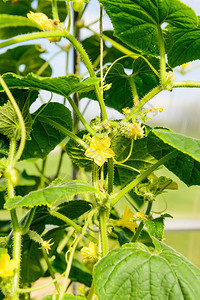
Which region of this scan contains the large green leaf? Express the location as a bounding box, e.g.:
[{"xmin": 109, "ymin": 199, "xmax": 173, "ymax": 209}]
[
  {"xmin": 79, "ymin": 58, "xmax": 160, "ymax": 112},
  {"xmin": 0, "ymin": 73, "xmax": 100, "ymax": 99},
  {"xmin": 99, "ymin": 0, "xmax": 197, "ymax": 55},
  {"xmin": 167, "ymin": 16, "xmax": 200, "ymax": 67},
  {"xmin": 21, "ymin": 102, "xmax": 72, "ymax": 159},
  {"xmin": 4, "ymin": 179, "xmax": 101, "ymax": 209},
  {"xmin": 148, "ymin": 128, "xmax": 200, "ymax": 186},
  {"xmin": 94, "ymin": 240, "xmax": 200, "ymax": 300},
  {"xmin": 0, "ymin": 45, "xmax": 52, "ymax": 76}
]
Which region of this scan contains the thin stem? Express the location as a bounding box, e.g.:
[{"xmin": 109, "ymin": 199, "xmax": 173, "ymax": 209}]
[
  {"xmin": 52, "ymin": 0, "xmax": 59, "ymax": 20},
  {"xmin": 59, "ymin": 209, "xmax": 97, "ymax": 300},
  {"xmin": 42, "ymin": 249, "xmax": 60, "ymax": 293},
  {"xmin": 54, "ymin": 147, "xmax": 65, "ymax": 179},
  {"xmin": 0, "ymin": 76, "xmax": 26, "ymax": 165},
  {"xmin": 50, "ymin": 210, "xmax": 98, "ymax": 243},
  {"xmin": 0, "ymin": 30, "xmax": 108, "ymax": 120},
  {"xmin": 107, "ymin": 158, "xmax": 114, "ymax": 194},
  {"xmin": 67, "ymin": 95, "xmax": 96, "ymax": 135},
  {"xmin": 17, "ymin": 273, "xmax": 65, "ymax": 293},
  {"xmin": 37, "ymin": 115, "xmax": 88, "ymax": 149},
  {"xmin": 157, "ymin": 26, "xmax": 166, "ymax": 87},
  {"xmin": 22, "ymin": 207, "xmax": 36, "ymax": 233},
  {"xmin": 129, "ymin": 77, "xmax": 139, "ymax": 106},
  {"xmin": 122, "ymin": 85, "xmax": 163, "ymax": 123},
  {"xmin": 66, "ymin": 0, "xmax": 71, "ymax": 32},
  {"xmin": 100, "ymin": 4, "xmax": 104, "ymax": 100},
  {"xmin": 113, "ymin": 139, "xmax": 134, "ymax": 164},
  {"xmin": 99, "ymin": 207, "xmax": 108, "ymax": 256},
  {"xmin": 110, "ymin": 150, "xmax": 178, "ymax": 206},
  {"xmin": 173, "ymin": 81, "xmax": 200, "ymax": 88}
]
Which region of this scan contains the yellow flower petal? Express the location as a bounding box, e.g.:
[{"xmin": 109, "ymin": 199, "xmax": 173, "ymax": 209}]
[
  {"xmin": 116, "ymin": 205, "xmax": 137, "ymax": 233},
  {"xmin": 27, "ymin": 11, "xmax": 54, "ymax": 31},
  {"xmin": 81, "ymin": 242, "xmax": 97, "ymax": 262},
  {"xmin": 94, "ymin": 153, "xmax": 105, "ymax": 167},
  {"xmin": 0, "ymin": 254, "xmax": 19, "ymax": 278}
]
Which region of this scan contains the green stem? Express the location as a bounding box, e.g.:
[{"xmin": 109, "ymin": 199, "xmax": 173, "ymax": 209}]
[
  {"xmin": 129, "ymin": 76, "xmax": 139, "ymax": 105},
  {"xmin": 87, "ymin": 280, "xmax": 95, "ymax": 300},
  {"xmin": 132, "ymin": 201, "xmax": 152, "ymax": 242},
  {"xmin": 67, "ymin": 96, "xmax": 96, "ymax": 135},
  {"xmin": 12, "ymin": 230, "xmax": 22, "ymax": 300},
  {"xmin": 66, "ymin": 0, "xmax": 71, "ymax": 32},
  {"xmin": 17, "ymin": 273, "xmax": 65, "ymax": 294},
  {"xmin": 22, "ymin": 207, "xmax": 36, "ymax": 234},
  {"xmin": 50, "ymin": 210, "xmax": 98, "ymax": 243},
  {"xmin": 110, "ymin": 150, "xmax": 178, "ymax": 206},
  {"xmin": 173, "ymin": 81, "xmax": 200, "ymax": 88},
  {"xmin": 107, "ymin": 158, "xmax": 114, "ymax": 194},
  {"xmin": 37, "ymin": 115, "xmax": 88, "ymax": 148},
  {"xmin": 0, "ymin": 30, "xmax": 108, "ymax": 119},
  {"xmin": 99, "ymin": 207, "xmax": 108, "ymax": 256},
  {"xmin": 122, "ymin": 85, "xmax": 163, "ymax": 123},
  {"xmin": 100, "ymin": 4, "xmax": 104, "ymax": 100},
  {"xmin": 0, "ymin": 76, "xmax": 26, "ymax": 165},
  {"xmin": 52, "ymin": 0, "xmax": 59, "ymax": 20},
  {"xmin": 157, "ymin": 26, "xmax": 166, "ymax": 87},
  {"xmin": 42, "ymin": 249, "xmax": 60, "ymax": 293}
]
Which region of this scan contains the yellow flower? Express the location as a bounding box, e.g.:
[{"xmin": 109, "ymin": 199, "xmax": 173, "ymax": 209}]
[
  {"xmin": 0, "ymin": 253, "xmax": 19, "ymax": 278},
  {"xmin": 129, "ymin": 123, "xmax": 144, "ymax": 139},
  {"xmin": 166, "ymin": 71, "xmax": 174, "ymax": 81},
  {"xmin": 134, "ymin": 212, "xmax": 147, "ymax": 220},
  {"xmin": 27, "ymin": 11, "xmax": 55, "ymax": 31},
  {"xmin": 181, "ymin": 63, "xmax": 191, "ymax": 69},
  {"xmin": 116, "ymin": 205, "xmax": 137, "ymax": 233},
  {"xmin": 41, "ymin": 239, "xmax": 54, "ymax": 254},
  {"xmin": 85, "ymin": 136, "xmax": 115, "ymax": 167},
  {"xmin": 81, "ymin": 242, "xmax": 97, "ymax": 262},
  {"xmin": 147, "ymin": 106, "xmax": 163, "ymax": 115},
  {"xmin": 122, "ymin": 107, "xmax": 131, "ymax": 115}
]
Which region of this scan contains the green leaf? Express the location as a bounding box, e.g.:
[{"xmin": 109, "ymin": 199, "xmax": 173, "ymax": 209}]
[
  {"xmin": 0, "ymin": 45, "xmax": 52, "ymax": 77},
  {"xmin": 167, "ymin": 16, "xmax": 200, "ymax": 67},
  {"xmin": 94, "ymin": 240, "xmax": 200, "ymax": 300},
  {"xmin": 99, "ymin": 0, "xmax": 197, "ymax": 55},
  {"xmin": 0, "ymin": 14, "xmax": 41, "ymax": 30},
  {"xmin": 0, "ymin": 133, "xmax": 9, "ymax": 158},
  {"xmin": 82, "ymin": 30, "xmax": 137, "ymax": 69},
  {"xmin": 65, "ymin": 130, "xmax": 92, "ymax": 169},
  {"xmin": 4, "ymin": 179, "xmax": 102, "ymax": 209},
  {"xmin": 113, "ymin": 136, "xmax": 157, "ymax": 186},
  {"xmin": 1, "ymin": 73, "xmax": 100, "ymax": 99},
  {"xmin": 0, "ymin": 89, "xmax": 37, "ymax": 140},
  {"xmin": 42, "ymin": 295, "xmax": 86, "ymax": 300},
  {"xmin": 148, "ymin": 128, "xmax": 200, "ymax": 186},
  {"xmin": 80, "ymin": 58, "xmax": 161, "ymax": 112},
  {"xmin": 144, "ymin": 217, "xmax": 165, "ymax": 241},
  {"xmin": 21, "ymin": 102, "xmax": 72, "ymax": 159},
  {"xmin": 31, "ymin": 200, "xmax": 92, "ymax": 227}
]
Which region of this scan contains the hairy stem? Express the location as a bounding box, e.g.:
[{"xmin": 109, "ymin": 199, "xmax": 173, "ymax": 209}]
[
  {"xmin": 99, "ymin": 207, "xmax": 108, "ymax": 256},
  {"xmin": 110, "ymin": 150, "xmax": 178, "ymax": 206}
]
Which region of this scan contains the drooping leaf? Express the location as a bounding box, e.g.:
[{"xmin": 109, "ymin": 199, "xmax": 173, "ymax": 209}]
[
  {"xmin": 79, "ymin": 58, "xmax": 161, "ymax": 112},
  {"xmin": 0, "ymin": 72, "xmax": 100, "ymax": 99},
  {"xmin": 167, "ymin": 16, "xmax": 200, "ymax": 67},
  {"xmin": 99, "ymin": 0, "xmax": 197, "ymax": 55},
  {"xmin": 21, "ymin": 102, "xmax": 72, "ymax": 159},
  {"xmin": 4, "ymin": 179, "xmax": 101, "ymax": 209},
  {"xmin": 0, "ymin": 45, "xmax": 52, "ymax": 76},
  {"xmin": 148, "ymin": 128, "xmax": 200, "ymax": 186},
  {"xmin": 94, "ymin": 240, "xmax": 200, "ymax": 300}
]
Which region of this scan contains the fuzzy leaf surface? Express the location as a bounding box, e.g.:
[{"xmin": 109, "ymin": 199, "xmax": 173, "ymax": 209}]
[
  {"xmin": 99, "ymin": 0, "xmax": 197, "ymax": 55},
  {"xmin": 94, "ymin": 240, "xmax": 200, "ymax": 300},
  {"xmin": 5, "ymin": 179, "xmax": 101, "ymax": 209},
  {"xmin": 148, "ymin": 128, "xmax": 200, "ymax": 186}
]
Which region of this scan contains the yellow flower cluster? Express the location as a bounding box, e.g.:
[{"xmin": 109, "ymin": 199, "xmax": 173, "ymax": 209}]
[
  {"xmin": 85, "ymin": 136, "xmax": 115, "ymax": 167},
  {"xmin": 0, "ymin": 253, "xmax": 19, "ymax": 278}
]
